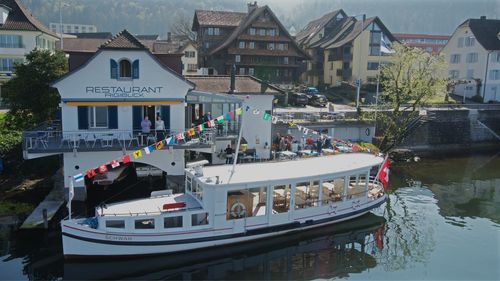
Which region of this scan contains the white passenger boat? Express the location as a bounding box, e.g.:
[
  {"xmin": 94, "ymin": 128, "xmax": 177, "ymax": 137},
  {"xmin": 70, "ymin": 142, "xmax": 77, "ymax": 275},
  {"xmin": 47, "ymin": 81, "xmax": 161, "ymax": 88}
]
[{"xmin": 61, "ymin": 153, "xmax": 387, "ymax": 258}]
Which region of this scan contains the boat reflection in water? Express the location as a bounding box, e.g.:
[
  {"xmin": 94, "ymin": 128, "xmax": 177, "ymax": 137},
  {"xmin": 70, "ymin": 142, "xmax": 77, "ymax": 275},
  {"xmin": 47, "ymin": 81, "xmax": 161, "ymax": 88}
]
[{"xmin": 64, "ymin": 213, "xmax": 386, "ymax": 280}]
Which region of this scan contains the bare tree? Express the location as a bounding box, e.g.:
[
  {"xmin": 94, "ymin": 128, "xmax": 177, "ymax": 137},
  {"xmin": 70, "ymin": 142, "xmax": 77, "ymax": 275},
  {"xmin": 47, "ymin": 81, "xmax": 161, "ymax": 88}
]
[{"xmin": 171, "ymin": 14, "xmax": 196, "ymax": 42}]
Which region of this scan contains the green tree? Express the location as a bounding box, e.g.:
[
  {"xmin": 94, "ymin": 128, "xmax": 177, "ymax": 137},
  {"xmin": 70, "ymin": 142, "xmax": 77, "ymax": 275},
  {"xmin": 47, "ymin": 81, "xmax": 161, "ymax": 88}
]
[
  {"xmin": 378, "ymin": 44, "xmax": 447, "ymax": 151},
  {"xmin": 3, "ymin": 49, "xmax": 67, "ymax": 129}
]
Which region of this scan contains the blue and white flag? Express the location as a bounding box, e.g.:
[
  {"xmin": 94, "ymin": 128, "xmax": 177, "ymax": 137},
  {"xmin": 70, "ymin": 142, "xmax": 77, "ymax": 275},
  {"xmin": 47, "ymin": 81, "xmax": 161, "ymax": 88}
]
[
  {"xmin": 380, "ymin": 36, "xmax": 395, "ymax": 54},
  {"xmin": 74, "ymin": 173, "xmax": 84, "ymax": 183},
  {"xmin": 166, "ymin": 137, "xmax": 175, "ymax": 145},
  {"xmin": 144, "ymin": 145, "xmax": 154, "ymax": 155}
]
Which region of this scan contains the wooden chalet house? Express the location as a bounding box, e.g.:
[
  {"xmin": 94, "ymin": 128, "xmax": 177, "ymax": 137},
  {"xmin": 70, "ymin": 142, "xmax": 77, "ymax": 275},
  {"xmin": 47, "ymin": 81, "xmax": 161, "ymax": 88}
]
[{"xmin": 192, "ymin": 1, "xmax": 308, "ymax": 84}]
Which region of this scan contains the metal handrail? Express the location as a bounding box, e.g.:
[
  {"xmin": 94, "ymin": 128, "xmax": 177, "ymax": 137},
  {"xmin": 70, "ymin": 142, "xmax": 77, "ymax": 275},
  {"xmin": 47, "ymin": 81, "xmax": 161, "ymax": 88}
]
[{"xmin": 97, "ymin": 206, "xmax": 204, "ymax": 217}]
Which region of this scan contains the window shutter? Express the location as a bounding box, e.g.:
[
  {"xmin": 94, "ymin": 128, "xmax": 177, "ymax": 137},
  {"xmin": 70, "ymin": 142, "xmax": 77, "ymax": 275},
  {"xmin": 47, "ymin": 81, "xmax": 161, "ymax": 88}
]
[
  {"xmin": 161, "ymin": 106, "xmax": 170, "ymax": 131},
  {"xmin": 132, "ymin": 60, "xmax": 139, "ymax": 79},
  {"xmin": 77, "ymin": 106, "xmax": 89, "ymax": 130},
  {"xmin": 132, "ymin": 106, "xmax": 142, "ymax": 130},
  {"xmin": 108, "ymin": 106, "xmax": 118, "ymax": 129},
  {"xmin": 110, "ymin": 59, "xmax": 118, "ymax": 79}
]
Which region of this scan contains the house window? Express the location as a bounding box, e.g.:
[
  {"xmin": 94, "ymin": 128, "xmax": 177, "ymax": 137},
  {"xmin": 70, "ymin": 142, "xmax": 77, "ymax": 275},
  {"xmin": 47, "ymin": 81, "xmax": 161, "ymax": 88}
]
[
  {"xmin": 268, "ymin": 43, "xmax": 275, "ymax": 50},
  {"xmin": 277, "ymin": 43, "xmax": 284, "ymax": 50},
  {"xmin": 119, "ymin": 59, "xmax": 132, "ymax": 78},
  {"xmin": 466, "ymin": 53, "xmax": 478, "ymax": 63},
  {"xmin": 466, "ymin": 69, "xmax": 474, "ymax": 79},
  {"xmin": 267, "ymin": 29, "xmax": 276, "ymax": 36},
  {"xmin": 369, "ymin": 46, "xmax": 380, "ymax": 56},
  {"xmin": 0, "ymin": 35, "xmax": 23, "ymax": 48},
  {"xmin": 450, "ymin": 54, "xmax": 461, "ymax": 64},
  {"xmin": 367, "ymin": 62, "xmax": 379, "ymax": 70},
  {"xmin": 88, "ymin": 106, "xmax": 108, "ymax": 128},
  {"xmin": 185, "ymin": 51, "xmax": 195, "ymax": 58},
  {"xmin": 235, "ymin": 55, "xmax": 241, "ymax": 63},
  {"xmin": 249, "ymin": 28, "xmax": 256, "ymax": 35},
  {"xmin": 207, "ymin": 27, "xmax": 214, "ymax": 35},
  {"xmin": 465, "ymin": 37, "xmax": 475, "ymax": 47},
  {"xmin": 204, "ymin": 42, "xmax": 210, "ymax": 49},
  {"xmin": 248, "ymin": 68, "xmax": 255, "ymax": 75},
  {"xmin": 491, "ymin": 52, "xmax": 500, "ymax": 63},
  {"xmin": 0, "ymin": 58, "xmax": 22, "ymax": 72},
  {"xmin": 239, "ymin": 67, "xmax": 246, "ymax": 75},
  {"xmin": 214, "ymin": 28, "xmax": 220, "ymax": 35},
  {"xmin": 187, "ymin": 64, "xmax": 197, "ymax": 72},
  {"xmin": 239, "ymin": 41, "xmax": 245, "ymax": 49},
  {"xmin": 284, "ymin": 57, "xmax": 289, "ymax": 64},
  {"xmin": 82, "ymin": 26, "xmax": 87, "ymax": 33},
  {"xmin": 249, "ymin": 42, "xmax": 255, "ymax": 49},
  {"xmin": 449, "ymin": 70, "xmax": 460, "ymax": 79},
  {"xmin": 164, "ymin": 216, "xmax": 183, "ymax": 228},
  {"xmin": 489, "ymin": 70, "xmax": 500, "ymax": 80},
  {"xmin": 259, "ymin": 29, "xmax": 266, "ymax": 36},
  {"xmin": 284, "ymin": 43, "xmax": 288, "ymax": 50}
]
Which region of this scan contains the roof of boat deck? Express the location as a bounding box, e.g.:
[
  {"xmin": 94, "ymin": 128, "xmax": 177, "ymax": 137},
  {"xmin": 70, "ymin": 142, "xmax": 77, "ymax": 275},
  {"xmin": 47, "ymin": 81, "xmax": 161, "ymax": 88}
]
[{"xmin": 201, "ymin": 153, "xmax": 383, "ymax": 185}]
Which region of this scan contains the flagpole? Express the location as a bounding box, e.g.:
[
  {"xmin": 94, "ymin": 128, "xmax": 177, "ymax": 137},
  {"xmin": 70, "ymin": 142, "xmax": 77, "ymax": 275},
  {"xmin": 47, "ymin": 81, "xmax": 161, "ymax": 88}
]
[
  {"xmin": 375, "ymin": 33, "xmax": 383, "ymax": 123},
  {"xmin": 228, "ymin": 109, "xmax": 245, "ymax": 183},
  {"xmin": 68, "ymin": 176, "xmax": 74, "ymax": 220}
]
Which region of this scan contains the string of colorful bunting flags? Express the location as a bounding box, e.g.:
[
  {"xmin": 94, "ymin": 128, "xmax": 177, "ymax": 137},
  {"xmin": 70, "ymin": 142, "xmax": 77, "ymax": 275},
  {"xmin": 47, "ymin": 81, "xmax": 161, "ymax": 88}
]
[{"xmin": 71, "ymin": 105, "xmax": 363, "ymax": 183}]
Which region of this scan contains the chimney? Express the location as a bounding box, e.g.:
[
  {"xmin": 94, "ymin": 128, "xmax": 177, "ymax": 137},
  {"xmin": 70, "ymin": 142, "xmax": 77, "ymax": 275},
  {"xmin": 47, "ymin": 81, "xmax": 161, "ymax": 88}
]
[
  {"xmin": 480, "ymin": 16, "xmax": 486, "ymax": 20},
  {"xmin": 229, "ymin": 64, "xmax": 236, "ymax": 94},
  {"xmin": 167, "ymin": 32, "xmax": 172, "ymax": 41},
  {"xmin": 247, "ymin": 1, "xmax": 258, "ymax": 14}
]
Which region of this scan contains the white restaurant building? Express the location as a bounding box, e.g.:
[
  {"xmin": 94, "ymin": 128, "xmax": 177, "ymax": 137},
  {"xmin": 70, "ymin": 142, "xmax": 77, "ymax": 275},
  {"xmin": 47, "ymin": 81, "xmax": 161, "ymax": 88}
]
[{"xmin": 22, "ymin": 30, "xmax": 276, "ymax": 200}]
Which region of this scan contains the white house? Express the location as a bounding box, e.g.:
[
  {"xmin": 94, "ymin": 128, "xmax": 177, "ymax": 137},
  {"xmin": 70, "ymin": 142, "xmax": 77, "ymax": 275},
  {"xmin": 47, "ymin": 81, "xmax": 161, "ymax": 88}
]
[
  {"xmin": 181, "ymin": 42, "xmax": 198, "ymax": 76},
  {"xmin": 441, "ymin": 17, "xmax": 500, "ymax": 102},
  {"xmin": 23, "ymin": 30, "xmax": 197, "ymax": 199},
  {"xmin": 0, "ymin": 0, "xmax": 59, "ymax": 104}
]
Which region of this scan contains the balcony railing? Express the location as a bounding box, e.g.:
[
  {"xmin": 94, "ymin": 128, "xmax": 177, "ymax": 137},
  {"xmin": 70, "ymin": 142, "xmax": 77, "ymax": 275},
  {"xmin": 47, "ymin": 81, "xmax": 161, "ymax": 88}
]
[{"xmin": 23, "ymin": 121, "xmax": 242, "ymax": 154}]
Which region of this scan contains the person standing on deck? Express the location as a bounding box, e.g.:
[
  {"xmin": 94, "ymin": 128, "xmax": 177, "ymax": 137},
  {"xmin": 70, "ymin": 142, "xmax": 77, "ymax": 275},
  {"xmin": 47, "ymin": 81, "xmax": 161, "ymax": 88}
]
[{"xmin": 141, "ymin": 116, "xmax": 152, "ymax": 144}]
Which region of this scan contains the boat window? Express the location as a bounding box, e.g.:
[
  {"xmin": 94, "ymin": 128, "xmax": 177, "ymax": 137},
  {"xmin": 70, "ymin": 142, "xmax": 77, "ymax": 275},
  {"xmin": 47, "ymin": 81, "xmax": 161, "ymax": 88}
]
[
  {"xmin": 164, "ymin": 216, "xmax": 183, "ymax": 228},
  {"xmin": 348, "ymin": 175, "xmax": 365, "ymax": 199},
  {"xmin": 272, "ymin": 184, "xmax": 291, "ymax": 213},
  {"xmin": 192, "ymin": 181, "xmax": 203, "ymax": 201},
  {"xmin": 322, "ymin": 177, "xmax": 345, "ymax": 204},
  {"xmin": 295, "ymin": 181, "xmax": 320, "ymax": 209},
  {"xmin": 106, "ymin": 220, "xmax": 125, "ymax": 229},
  {"xmin": 135, "ymin": 219, "xmax": 155, "ymax": 229},
  {"xmin": 226, "ymin": 187, "xmax": 267, "ymax": 220},
  {"xmin": 192, "ymin": 212, "xmax": 209, "ymax": 226}
]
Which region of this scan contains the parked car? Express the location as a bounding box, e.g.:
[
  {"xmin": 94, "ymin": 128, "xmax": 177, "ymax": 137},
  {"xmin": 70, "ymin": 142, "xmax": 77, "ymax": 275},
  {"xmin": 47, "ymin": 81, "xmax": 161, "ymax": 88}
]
[
  {"xmin": 288, "ymin": 92, "xmax": 309, "ymax": 107},
  {"xmin": 309, "ymin": 94, "xmax": 328, "ymax": 107},
  {"xmin": 304, "ymin": 87, "xmax": 319, "ymax": 96}
]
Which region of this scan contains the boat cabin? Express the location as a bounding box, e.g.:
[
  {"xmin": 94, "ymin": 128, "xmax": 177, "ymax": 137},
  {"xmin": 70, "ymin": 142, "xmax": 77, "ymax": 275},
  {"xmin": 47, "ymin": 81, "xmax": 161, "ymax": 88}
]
[{"xmin": 93, "ymin": 153, "xmax": 384, "ymax": 233}]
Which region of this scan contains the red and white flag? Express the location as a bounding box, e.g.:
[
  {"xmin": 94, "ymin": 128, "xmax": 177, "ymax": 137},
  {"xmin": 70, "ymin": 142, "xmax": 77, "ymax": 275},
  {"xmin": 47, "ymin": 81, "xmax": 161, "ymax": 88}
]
[
  {"xmin": 377, "ymin": 157, "xmax": 390, "ymax": 190},
  {"xmin": 110, "ymin": 160, "xmax": 120, "ymax": 169}
]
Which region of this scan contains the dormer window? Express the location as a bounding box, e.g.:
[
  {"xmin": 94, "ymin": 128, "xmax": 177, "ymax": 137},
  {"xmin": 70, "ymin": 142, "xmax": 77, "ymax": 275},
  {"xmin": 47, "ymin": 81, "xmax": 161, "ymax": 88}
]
[
  {"xmin": 110, "ymin": 58, "xmax": 139, "ymax": 80},
  {"xmin": 119, "ymin": 59, "xmax": 131, "ymax": 78},
  {"xmin": 0, "ymin": 6, "xmax": 10, "ymax": 25}
]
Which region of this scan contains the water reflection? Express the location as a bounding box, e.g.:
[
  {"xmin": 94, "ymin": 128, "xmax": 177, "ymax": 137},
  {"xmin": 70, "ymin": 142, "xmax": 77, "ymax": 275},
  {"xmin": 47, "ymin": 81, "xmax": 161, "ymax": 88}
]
[
  {"xmin": 391, "ymin": 153, "xmax": 500, "ymax": 224},
  {"xmin": 63, "ymin": 214, "xmax": 385, "ymax": 280}
]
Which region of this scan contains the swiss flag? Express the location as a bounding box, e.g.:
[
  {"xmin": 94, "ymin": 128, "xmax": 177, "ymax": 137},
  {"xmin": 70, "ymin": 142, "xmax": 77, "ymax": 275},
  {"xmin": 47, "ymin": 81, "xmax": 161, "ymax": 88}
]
[
  {"xmin": 122, "ymin": 155, "xmax": 131, "ymax": 164},
  {"xmin": 98, "ymin": 164, "xmax": 108, "ymax": 174},
  {"xmin": 377, "ymin": 157, "xmax": 390, "ymax": 190}
]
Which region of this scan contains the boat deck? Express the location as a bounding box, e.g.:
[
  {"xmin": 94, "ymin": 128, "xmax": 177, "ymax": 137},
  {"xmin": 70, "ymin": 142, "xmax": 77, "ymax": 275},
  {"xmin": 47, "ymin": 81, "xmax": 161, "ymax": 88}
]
[
  {"xmin": 100, "ymin": 193, "xmax": 201, "ymax": 216},
  {"xmin": 200, "ymin": 153, "xmax": 383, "ymax": 185}
]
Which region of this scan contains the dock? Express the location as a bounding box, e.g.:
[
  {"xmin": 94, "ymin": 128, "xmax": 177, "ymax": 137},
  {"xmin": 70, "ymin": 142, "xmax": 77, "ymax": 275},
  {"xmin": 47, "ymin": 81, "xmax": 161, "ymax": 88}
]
[{"xmin": 20, "ymin": 169, "xmax": 65, "ymax": 229}]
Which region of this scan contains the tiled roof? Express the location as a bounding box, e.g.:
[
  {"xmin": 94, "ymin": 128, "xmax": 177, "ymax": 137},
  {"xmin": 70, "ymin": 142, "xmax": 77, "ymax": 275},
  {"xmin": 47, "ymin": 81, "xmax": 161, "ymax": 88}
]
[
  {"xmin": 209, "ymin": 5, "xmax": 308, "ymax": 59},
  {"xmin": 0, "ymin": 0, "xmax": 58, "ymax": 37},
  {"xmin": 100, "ymin": 29, "xmax": 147, "ymax": 50},
  {"xmin": 186, "ymin": 75, "xmax": 284, "ymax": 95},
  {"xmin": 295, "ymin": 9, "xmax": 346, "ymax": 46},
  {"xmin": 193, "ymin": 10, "xmax": 246, "ymax": 28},
  {"xmin": 135, "ymin": 34, "xmax": 159, "ymax": 40},
  {"xmin": 57, "ymin": 38, "xmax": 107, "ymax": 52},
  {"xmin": 67, "ymin": 32, "xmax": 113, "ymax": 39},
  {"xmin": 461, "ymin": 18, "xmax": 500, "ymax": 51}
]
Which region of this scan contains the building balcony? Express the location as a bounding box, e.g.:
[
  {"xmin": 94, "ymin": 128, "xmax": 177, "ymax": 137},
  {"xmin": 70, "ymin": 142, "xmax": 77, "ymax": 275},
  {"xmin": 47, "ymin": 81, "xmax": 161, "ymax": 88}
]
[
  {"xmin": 336, "ymin": 68, "xmax": 352, "ymax": 80},
  {"xmin": 22, "ymin": 122, "xmax": 241, "ymax": 158}
]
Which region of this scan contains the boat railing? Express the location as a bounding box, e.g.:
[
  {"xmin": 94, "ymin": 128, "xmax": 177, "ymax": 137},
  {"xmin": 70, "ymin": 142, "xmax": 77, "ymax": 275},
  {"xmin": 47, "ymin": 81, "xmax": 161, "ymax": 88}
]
[{"xmin": 97, "ymin": 206, "xmax": 204, "ymax": 217}]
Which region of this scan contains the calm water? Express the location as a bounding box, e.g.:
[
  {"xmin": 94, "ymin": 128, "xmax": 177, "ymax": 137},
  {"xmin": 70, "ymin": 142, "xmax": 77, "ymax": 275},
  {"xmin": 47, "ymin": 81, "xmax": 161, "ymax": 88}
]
[{"xmin": 1, "ymin": 152, "xmax": 499, "ymax": 280}]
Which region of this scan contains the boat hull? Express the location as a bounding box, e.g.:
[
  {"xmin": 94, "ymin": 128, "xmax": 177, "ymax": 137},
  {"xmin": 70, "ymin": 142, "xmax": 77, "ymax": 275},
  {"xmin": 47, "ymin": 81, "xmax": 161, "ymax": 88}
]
[{"xmin": 62, "ymin": 195, "xmax": 386, "ymax": 259}]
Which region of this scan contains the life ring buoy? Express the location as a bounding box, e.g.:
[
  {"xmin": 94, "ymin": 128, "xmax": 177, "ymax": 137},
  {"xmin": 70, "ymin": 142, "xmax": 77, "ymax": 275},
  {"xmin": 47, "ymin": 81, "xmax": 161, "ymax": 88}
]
[
  {"xmin": 230, "ymin": 202, "xmax": 247, "ymax": 218},
  {"xmin": 365, "ymin": 128, "xmax": 371, "ymax": 136}
]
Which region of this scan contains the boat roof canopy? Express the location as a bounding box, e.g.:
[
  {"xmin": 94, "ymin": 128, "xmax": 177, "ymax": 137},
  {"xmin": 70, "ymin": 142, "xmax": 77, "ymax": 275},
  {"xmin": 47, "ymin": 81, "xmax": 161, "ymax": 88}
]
[{"xmin": 201, "ymin": 153, "xmax": 383, "ymax": 186}]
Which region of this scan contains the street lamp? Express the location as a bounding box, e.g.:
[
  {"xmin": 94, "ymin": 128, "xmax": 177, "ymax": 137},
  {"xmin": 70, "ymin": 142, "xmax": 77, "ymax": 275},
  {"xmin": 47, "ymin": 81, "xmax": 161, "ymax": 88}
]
[{"xmin": 352, "ymin": 14, "xmax": 366, "ymax": 109}]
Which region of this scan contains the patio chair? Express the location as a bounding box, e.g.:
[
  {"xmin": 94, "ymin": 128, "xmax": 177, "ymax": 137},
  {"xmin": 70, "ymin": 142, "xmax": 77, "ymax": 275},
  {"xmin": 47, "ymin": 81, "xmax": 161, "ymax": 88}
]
[
  {"xmin": 127, "ymin": 132, "xmax": 140, "ymax": 148},
  {"xmin": 35, "ymin": 131, "xmax": 49, "ymax": 149}
]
